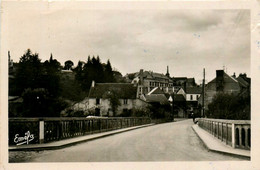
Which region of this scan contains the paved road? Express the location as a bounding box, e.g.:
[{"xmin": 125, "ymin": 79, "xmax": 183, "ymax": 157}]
[{"xmin": 9, "ymin": 119, "xmax": 243, "ymax": 162}]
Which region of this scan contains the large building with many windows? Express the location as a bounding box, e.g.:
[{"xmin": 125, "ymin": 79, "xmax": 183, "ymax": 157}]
[{"xmin": 126, "ymin": 68, "xmax": 174, "ymax": 97}]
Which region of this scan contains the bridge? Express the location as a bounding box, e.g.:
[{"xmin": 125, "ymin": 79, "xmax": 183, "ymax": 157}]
[{"xmin": 9, "ymin": 118, "xmax": 249, "ymax": 162}]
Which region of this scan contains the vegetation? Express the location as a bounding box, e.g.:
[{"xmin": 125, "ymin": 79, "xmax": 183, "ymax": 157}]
[
  {"xmin": 9, "ymin": 49, "xmax": 124, "ymax": 117},
  {"xmin": 104, "ymin": 90, "xmax": 121, "ymax": 117},
  {"xmin": 148, "ymin": 103, "xmax": 173, "ymax": 121},
  {"xmin": 64, "ymin": 60, "xmax": 74, "ymax": 70},
  {"xmin": 206, "ymin": 92, "xmax": 250, "ymax": 120}
]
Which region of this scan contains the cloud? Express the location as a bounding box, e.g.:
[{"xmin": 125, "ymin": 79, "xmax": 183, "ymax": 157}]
[{"xmin": 3, "ymin": 7, "xmax": 250, "ymax": 82}]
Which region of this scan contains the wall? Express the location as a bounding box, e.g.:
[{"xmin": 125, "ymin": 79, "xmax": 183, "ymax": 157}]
[
  {"xmin": 186, "ymin": 94, "xmax": 201, "ymax": 101},
  {"xmin": 87, "ymin": 98, "xmax": 148, "ymax": 116},
  {"xmin": 202, "ymin": 73, "xmax": 241, "ymax": 109},
  {"xmin": 177, "ymin": 88, "xmax": 186, "ymax": 98}
]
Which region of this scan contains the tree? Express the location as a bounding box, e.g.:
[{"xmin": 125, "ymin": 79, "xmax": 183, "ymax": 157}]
[
  {"xmin": 42, "ymin": 54, "xmax": 62, "ymax": 97},
  {"xmin": 14, "ymin": 49, "xmax": 43, "ymax": 95},
  {"xmin": 64, "ymin": 60, "xmax": 74, "ymax": 70},
  {"xmin": 21, "ymin": 88, "xmax": 67, "ymax": 117},
  {"xmin": 207, "ymin": 93, "xmax": 250, "ymax": 120},
  {"xmin": 104, "ymin": 60, "xmax": 115, "ymax": 82}
]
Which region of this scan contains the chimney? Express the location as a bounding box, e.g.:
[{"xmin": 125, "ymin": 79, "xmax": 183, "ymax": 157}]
[
  {"xmin": 232, "ymin": 72, "xmax": 236, "ymax": 78},
  {"xmin": 139, "ymin": 69, "xmax": 144, "ymax": 85},
  {"xmin": 91, "ymin": 80, "xmax": 95, "ymax": 88},
  {"xmin": 216, "ymin": 70, "xmax": 224, "ymax": 92},
  {"xmin": 166, "ymin": 66, "xmax": 170, "ymax": 77}
]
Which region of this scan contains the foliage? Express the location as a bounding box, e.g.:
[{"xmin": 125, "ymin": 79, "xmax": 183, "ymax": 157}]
[
  {"xmin": 105, "ymin": 90, "xmax": 121, "ymax": 116},
  {"xmin": 64, "ymin": 60, "xmax": 74, "ymax": 70},
  {"xmin": 148, "ymin": 103, "xmax": 172, "ymax": 121},
  {"xmin": 132, "ymin": 108, "xmax": 150, "ymax": 117},
  {"xmin": 9, "ymin": 49, "xmax": 124, "ymax": 117},
  {"xmin": 74, "ymin": 56, "xmax": 121, "ymax": 90},
  {"xmin": 59, "ymin": 71, "xmax": 87, "ymax": 102},
  {"xmin": 21, "ymin": 88, "xmax": 68, "ymax": 117},
  {"xmin": 14, "ymin": 49, "xmax": 43, "ymax": 95},
  {"xmin": 14, "ymin": 50, "xmax": 61, "ymax": 98},
  {"xmin": 207, "ymin": 93, "xmax": 250, "ymax": 120}
]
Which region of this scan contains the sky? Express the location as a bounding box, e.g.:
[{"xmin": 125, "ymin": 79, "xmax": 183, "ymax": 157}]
[{"xmin": 2, "ymin": 2, "xmax": 250, "ymax": 84}]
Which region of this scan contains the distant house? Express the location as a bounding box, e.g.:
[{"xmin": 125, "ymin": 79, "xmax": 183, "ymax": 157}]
[
  {"xmin": 198, "ymin": 70, "xmax": 243, "ymax": 110},
  {"xmin": 173, "ymin": 77, "xmax": 197, "ymax": 88},
  {"xmin": 141, "ymin": 87, "xmax": 169, "ymax": 105},
  {"xmin": 166, "ymin": 93, "xmax": 186, "ymax": 118},
  {"xmin": 176, "ymin": 86, "xmax": 202, "ymax": 117},
  {"xmin": 85, "ymin": 81, "xmax": 148, "ymax": 116}
]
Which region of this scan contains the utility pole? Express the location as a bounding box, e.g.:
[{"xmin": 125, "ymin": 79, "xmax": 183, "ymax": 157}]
[{"xmin": 202, "ymin": 68, "xmax": 205, "ymax": 118}]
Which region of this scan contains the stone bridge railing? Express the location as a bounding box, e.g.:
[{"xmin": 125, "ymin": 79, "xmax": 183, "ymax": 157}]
[
  {"xmin": 196, "ymin": 118, "xmax": 250, "ymax": 150},
  {"xmin": 9, "ymin": 117, "xmax": 151, "ymax": 146}
]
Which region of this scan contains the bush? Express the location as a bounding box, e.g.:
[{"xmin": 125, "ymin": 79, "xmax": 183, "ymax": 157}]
[
  {"xmin": 21, "ymin": 88, "xmax": 68, "ymax": 117},
  {"xmin": 207, "ymin": 93, "xmax": 250, "ymax": 120}
]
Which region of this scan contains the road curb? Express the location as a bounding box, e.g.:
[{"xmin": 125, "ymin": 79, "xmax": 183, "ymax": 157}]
[
  {"xmin": 191, "ymin": 125, "xmax": 250, "ymax": 160},
  {"xmin": 9, "ymin": 123, "xmax": 155, "ymax": 152}
]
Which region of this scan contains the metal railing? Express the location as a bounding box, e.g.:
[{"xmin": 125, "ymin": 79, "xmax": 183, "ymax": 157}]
[
  {"xmin": 9, "ymin": 117, "xmax": 151, "ymax": 145},
  {"xmin": 197, "ymin": 118, "xmax": 250, "ymax": 150}
]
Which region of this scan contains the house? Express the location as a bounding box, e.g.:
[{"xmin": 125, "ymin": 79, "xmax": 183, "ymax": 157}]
[
  {"xmin": 198, "ymin": 70, "xmax": 242, "ymax": 110},
  {"xmin": 141, "ymin": 87, "xmax": 169, "ymax": 105},
  {"xmin": 85, "ymin": 81, "xmax": 148, "ymax": 116},
  {"xmin": 173, "ymin": 77, "xmax": 197, "ymax": 87},
  {"xmin": 176, "ymin": 86, "xmax": 202, "ymax": 117},
  {"xmin": 165, "ymin": 93, "xmax": 186, "ymax": 118},
  {"xmin": 127, "ymin": 68, "xmax": 174, "ymax": 97}
]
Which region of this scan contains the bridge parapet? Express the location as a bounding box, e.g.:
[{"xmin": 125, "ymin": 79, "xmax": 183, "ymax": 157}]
[
  {"xmin": 9, "ymin": 117, "xmax": 151, "ymax": 145},
  {"xmin": 196, "ymin": 118, "xmax": 250, "ymax": 150}
]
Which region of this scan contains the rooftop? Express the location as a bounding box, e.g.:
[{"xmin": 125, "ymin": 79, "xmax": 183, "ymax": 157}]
[{"xmin": 89, "ymin": 83, "xmax": 137, "ymax": 99}]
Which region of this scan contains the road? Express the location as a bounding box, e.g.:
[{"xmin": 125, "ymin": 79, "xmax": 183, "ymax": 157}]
[{"xmin": 9, "ymin": 119, "xmax": 243, "ymax": 162}]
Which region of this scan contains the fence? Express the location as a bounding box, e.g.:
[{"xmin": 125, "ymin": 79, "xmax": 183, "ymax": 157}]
[
  {"xmin": 9, "ymin": 117, "xmax": 151, "ymax": 145},
  {"xmin": 197, "ymin": 118, "xmax": 250, "ymax": 150}
]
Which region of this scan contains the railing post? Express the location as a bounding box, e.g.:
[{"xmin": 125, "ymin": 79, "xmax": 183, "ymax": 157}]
[
  {"xmin": 232, "ymin": 123, "xmax": 235, "ymax": 148},
  {"xmin": 221, "ymin": 122, "xmax": 223, "ymax": 141},
  {"xmin": 239, "ymin": 126, "xmax": 242, "ymax": 148},
  {"xmin": 39, "ymin": 120, "xmax": 44, "ymax": 144},
  {"xmin": 245, "ymin": 127, "xmax": 248, "ymax": 148}
]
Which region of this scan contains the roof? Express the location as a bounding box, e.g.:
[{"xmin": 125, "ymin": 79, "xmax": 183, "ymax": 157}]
[
  {"xmin": 187, "ymin": 78, "xmax": 195, "ymax": 83},
  {"xmin": 186, "ymin": 87, "xmax": 202, "ymax": 94},
  {"xmin": 174, "ymin": 77, "xmax": 187, "ymax": 81},
  {"xmin": 89, "ymin": 83, "xmax": 137, "ymax": 99},
  {"xmin": 9, "ymin": 96, "xmax": 23, "ymax": 103},
  {"xmin": 174, "ymin": 94, "xmax": 186, "ymax": 102},
  {"xmin": 236, "ymin": 76, "xmax": 249, "ymax": 88},
  {"xmin": 207, "ymin": 71, "xmax": 239, "ymax": 85},
  {"xmin": 145, "ymin": 94, "xmax": 169, "ymax": 105},
  {"xmin": 136, "ymin": 70, "xmax": 172, "ymax": 81},
  {"xmin": 148, "ymin": 87, "xmax": 165, "ymax": 95}
]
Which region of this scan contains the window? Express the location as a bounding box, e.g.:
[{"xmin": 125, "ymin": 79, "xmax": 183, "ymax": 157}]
[
  {"xmin": 95, "ymin": 108, "xmax": 100, "ymax": 116},
  {"xmin": 96, "ymin": 98, "xmax": 100, "ymax": 105},
  {"xmin": 197, "ymin": 95, "xmax": 199, "ymax": 100},
  {"xmin": 123, "ymin": 99, "xmax": 128, "ymax": 105},
  {"xmin": 190, "ymin": 95, "xmax": 193, "ymax": 100}
]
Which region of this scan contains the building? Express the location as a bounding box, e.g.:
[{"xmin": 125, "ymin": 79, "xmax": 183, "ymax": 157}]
[
  {"xmin": 141, "ymin": 87, "xmax": 169, "ymax": 105},
  {"xmin": 127, "ymin": 68, "xmax": 174, "ymax": 97},
  {"xmin": 173, "ymin": 77, "xmax": 197, "ymax": 88},
  {"xmin": 199, "ymin": 70, "xmax": 243, "ymax": 110},
  {"xmin": 165, "ymin": 93, "xmax": 186, "ymax": 118},
  {"xmin": 83, "ymin": 81, "xmax": 148, "ymax": 116},
  {"xmin": 176, "ymin": 86, "xmax": 202, "ymax": 117}
]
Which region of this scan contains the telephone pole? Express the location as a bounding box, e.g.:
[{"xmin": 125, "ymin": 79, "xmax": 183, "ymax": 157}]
[{"xmin": 202, "ymin": 68, "xmax": 205, "ymax": 117}]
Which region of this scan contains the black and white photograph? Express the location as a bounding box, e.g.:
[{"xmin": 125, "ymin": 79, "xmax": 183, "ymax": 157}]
[{"xmin": 1, "ymin": 1, "xmax": 260, "ymax": 169}]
